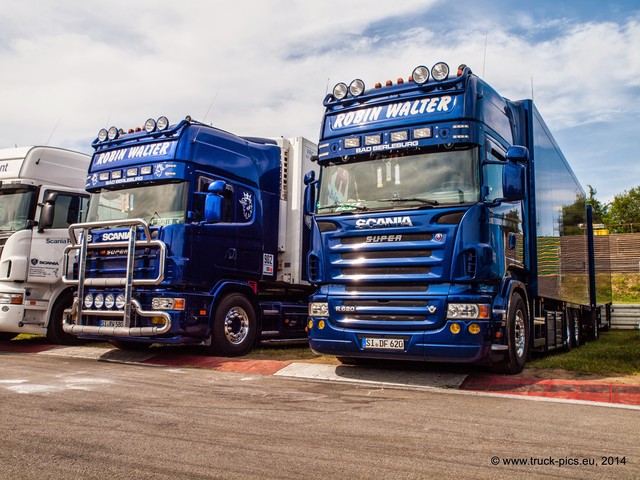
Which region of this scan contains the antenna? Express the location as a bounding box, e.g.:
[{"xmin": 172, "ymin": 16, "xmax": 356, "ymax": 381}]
[
  {"xmin": 482, "ymin": 32, "xmax": 488, "ymax": 77},
  {"xmin": 202, "ymin": 90, "xmax": 220, "ymax": 124},
  {"xmin": 531, "ymin": 76, "xmax": 535, "ymax": 101},
  {"xmin": 45, "ymin": 117, "xmax": 61, "ymax": 146}
]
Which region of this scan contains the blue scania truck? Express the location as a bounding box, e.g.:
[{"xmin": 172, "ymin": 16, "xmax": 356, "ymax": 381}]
[
  {"xmin": 62, "ymin": 116, "xmax": 317, "ymax": 355},
  {"xmin": 305, "ymin": 62, "xmax": 611, "ymax": 373}
]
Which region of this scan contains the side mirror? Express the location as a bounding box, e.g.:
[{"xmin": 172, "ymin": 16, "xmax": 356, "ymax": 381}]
[
  {"xmin": 38, "ymin": 192, "xmax": 59, "ymax": 233},
  {"xmin": 204, "ymin": 180, "xmax": 226, "ymax": 223},
  {"xmin": 303, "ymin": 170, "xmax": 315, "ymax": 186},
  {"xmin": 502, "ymin": 161, "xmax": 525, "ymax": 202},
  {"xmin": 304, "ymin": 170, "xmax": 318, "ymax": 216},
  {"xmin": 506, "ymin": 145, "xmax": 529, "ymax": 163}
]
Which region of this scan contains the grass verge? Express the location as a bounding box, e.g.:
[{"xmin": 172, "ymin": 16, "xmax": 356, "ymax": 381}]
[{"xmin": 528, "ymin": 330, "xmax": 640, "ymax": 376}]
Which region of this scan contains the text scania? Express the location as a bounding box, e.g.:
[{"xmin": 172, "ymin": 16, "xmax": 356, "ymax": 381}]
[
  {"xmin": 101, "ymin": 232, "xmax": 131, "ymax": 241},
  {"xmin": 332, "ymin": 96, "xmax": 453, "ymax": 129},
  {"xmin": 355, "ymin": 217, "xmax": 413, "ymax": 229},
  {"xmin": 94, "ymin": 142, "xmax": 172, "ymax": 166}
]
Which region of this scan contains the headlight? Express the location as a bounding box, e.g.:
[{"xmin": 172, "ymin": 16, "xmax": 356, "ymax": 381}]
[
  {"xmin": 309, "ymin": 302, "xmax": 328, "ymax": 317},
  {"xmin": 144, "ymin": 118, "xmax": 157, "ymax": 133},
  {"xmin": 0, "ymin": 293, "xmax": 24, "ymax": 305},
  {"xmin": 447, "ymin": 303, "xmax": 490, "ymax": 319},
  {"xmin": 431, "ymin": 62, "xmax": 450, "ymax": 81},
  {"xmin": 104, "ymin": 294, "xmax": 115, "ymax": 309},
  {"xmin": 349, "ymin": 79, "xmax": 365, "ymax": 97},
  {"xmin": 412, "ymin": 65, "xmax": 429, "ymax": 85},
  {"xmin": 115, "ymin": 294, "xmax": 125, "ymax": 309},
  {"xmin": 83, "ymin": 293, "xmax": 94, "ymax": 309},
  {"xmin": 344, "ymin": 137, "xmax": 360, "ymax": 148},
  {"xmin": 332, "ymin": 82, "xmax": 348, "ymax": 100},
  {"xmin": 157, "ymin": 116, "xmax": 169, "ymax": 130},
  {"xmin": 94, "ymin": 293, "xmax": 104, "ymax": 309},
  {"xmin": 151, "ymin": 297, "xmax": 185, "ymax": 310},
  {"xmin": 107, "ymin": 126, "xmax": 119, "ymax": 140},
  {"xmin": 97, "ymin": 129, "xmax": 108, "ymax": 142}
]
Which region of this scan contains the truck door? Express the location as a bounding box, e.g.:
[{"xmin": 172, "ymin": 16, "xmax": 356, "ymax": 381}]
[
  {"xmin": 233, "ymin": 185, "xmax": 262, "ymax": 278},
  {"xmin": 28, "ymin": 188, "xmax": 89, "ymax": 284},
  {"xmin": 193, "ymin": 176, "xmax": 237, "ymax": 279},
  {"xmin": 483, "ymin": 141, "xmax": 525, "ymax": 278}
]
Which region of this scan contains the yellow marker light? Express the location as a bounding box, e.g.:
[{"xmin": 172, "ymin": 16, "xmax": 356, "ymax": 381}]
[
  {"xmin": 469, "ymin": 323, "xmax": 481, "ymax": 335},
  {"xmin": 318, "ymin": 320, "xmax": 326, "ymax": 330},
  {"xmin": 307, "ymin": 319, "xmax": 314, "ymax": 330},
  {"xmin": 450, "ymin": 323, "xmax": 461, "ymax": 334},
  {"xmin": 151, "ymin": 316, "xmax": 166, "ymax": 326}
]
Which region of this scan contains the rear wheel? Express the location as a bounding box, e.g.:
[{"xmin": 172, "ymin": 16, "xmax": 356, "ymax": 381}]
[
  {"xmin": 492, "ymin": 293, "xmax": 529, "ymax": 375},
  {"xmin": 208, "ymin": 293, "xmax": 257, "ymax": 357},
  {"xmin": 46, "ymin": 292, "xmax": 81, "ymax": 345}
]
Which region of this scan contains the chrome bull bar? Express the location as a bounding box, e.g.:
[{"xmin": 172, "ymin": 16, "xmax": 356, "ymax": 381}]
[
  {"xmin": 62, "ymin": 218, "xmax": 169, "ymax": 337},
  {"xmin": 63, "ymin": 298, "xmax": 172, "ymax": 336}
]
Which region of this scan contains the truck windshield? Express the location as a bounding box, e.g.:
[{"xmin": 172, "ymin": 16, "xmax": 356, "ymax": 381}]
[
  {"xmin": 317, "ymin": 147, "xmax": 480, "ymax": 213},
  {"xmin": 86, "ymin": 182, "xmax": 188, "ymax": 226},
  {"xmin": 0, "ymin": 187, "xmax": 37, "ymax": 232}
]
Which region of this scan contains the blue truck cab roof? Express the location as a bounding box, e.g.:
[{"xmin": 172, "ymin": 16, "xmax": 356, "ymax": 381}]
[
  {"xmin": 87, "ymin": 117, "xmax": 281, "ymax": 194},
  {"xmin": 318, "ymin": 65, "xmax": 515, "ymax": 163}
]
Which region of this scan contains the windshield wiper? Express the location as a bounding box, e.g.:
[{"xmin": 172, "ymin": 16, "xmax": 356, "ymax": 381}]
[
  {"xmin": 378, "ymin": 197, "xmax": 439, "ymax": 206},
  {"xmin": 317, "ymin": 203, "xmax": 369, "ymax": 212}
]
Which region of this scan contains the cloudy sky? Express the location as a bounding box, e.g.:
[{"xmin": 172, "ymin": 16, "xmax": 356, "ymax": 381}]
[{"xmin": 1, "ymin": 0, "xmax": 638, "ymax": 202}]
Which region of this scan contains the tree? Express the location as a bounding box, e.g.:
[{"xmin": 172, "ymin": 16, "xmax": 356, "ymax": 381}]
[
  {"xmin": 586, "ymin": 185, "xmax": 608, "ymax": 223},
  {"xmin": 606, "ymin": 186, "xmax": 640, "ymax": 233}
]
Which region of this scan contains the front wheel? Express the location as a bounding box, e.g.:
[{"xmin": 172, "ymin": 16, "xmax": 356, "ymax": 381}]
[
  {"xmin": 208, "ymin": 293, "xmax": 257, "ymax": 357},
  {"xmin": 46, "ymin": 292, "xmax": 82, "ymax": 345},
  {"xmin": 492, "ymin": 293, "xmax": 529, "ymax": 375}
]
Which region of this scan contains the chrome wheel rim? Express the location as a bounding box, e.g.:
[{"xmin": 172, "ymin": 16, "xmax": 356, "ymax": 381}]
[
  {"xmin": 224, "ymin": 306, "xmax": 249, "ymax": 345},
  {"xmin": 514, "ymin": 309, "xmax": 526, "ymax": 358}
]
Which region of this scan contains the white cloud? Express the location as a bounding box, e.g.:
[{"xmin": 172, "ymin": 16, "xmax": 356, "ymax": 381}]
[{"xmin": 0, "ymin": 0, "xmax": 639, "ymax": 202}]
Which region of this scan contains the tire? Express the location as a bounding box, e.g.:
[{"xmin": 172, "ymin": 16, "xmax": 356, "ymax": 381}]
[
  {"xmin": 590, "ymin": 313, "xmax": 600, "ymax": 341},
  {"xmin": 492, "ymin": 293, "xmax": 529, "ymax": 375},
  {"xmin": 46, "ymin": 292, "xmax": 82, "ymax": 345},
  {"xmin": 564, "ymin": 314, "xmax": 572, "ymax": 352},
  {"xmin": 0, "ymin": 332, "xmax": 17, "ymax": 341},
  {"xmin": 570, "ymin": 311, "xmax": 582, "ymax": 348},
  {"xmin": 208, "ymin": 293, "xmax": 257, "ymax": 357},
  {"xmin": 109, "ymin": 340, "xmax": 152, "ymax": 351}
]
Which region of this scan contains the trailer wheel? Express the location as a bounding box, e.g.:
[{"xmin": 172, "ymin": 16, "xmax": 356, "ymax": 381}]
[
  {"xmin": 209, "ymin": 293, "xmax": 257, "ymax": 357},
  {"xmin": 46, "ymin": 291, "xmax": 82, "ymax": 345},
  {"xmin": 570, "ymin": 311, "xmax": 581, "ymax": 348},
  {"xmin": 492, "ymin": 293, "xmax": 529, "ymax": 375}
]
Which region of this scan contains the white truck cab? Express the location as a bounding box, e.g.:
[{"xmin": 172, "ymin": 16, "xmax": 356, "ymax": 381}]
[{"xmin": 0, "ymin": 146, "xmax": 89, "ymax": 343}]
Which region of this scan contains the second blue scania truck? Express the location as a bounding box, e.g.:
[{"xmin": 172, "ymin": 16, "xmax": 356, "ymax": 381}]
[
  {"xmin": 62, "ymin": 116, "xmax": 317, "ymax": 355},
  {"xmin": 305, "ymin": 62, "xmax": 611, "ymax": 373}
]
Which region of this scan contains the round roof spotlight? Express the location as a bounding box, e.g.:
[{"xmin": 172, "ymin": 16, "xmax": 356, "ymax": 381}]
[
  {"xmin": 412, "ymin": 65, "xmax": 429, "ymax": 85},
  {"xmin": 144, "ymin": 118, "xmax": 157, "ymax": 133},
  {"xmin": 157, "ymin": 116, "xmax": 169, "ymax": 130},
  {"xmin": 107, "ymin": 126, "xmax": 119, "ymax": 141},
  {"xmin": 332, "ymin": 82, "xmax": 348, "ymax": 100},
  {"xmin": 348, "ymin": 79, "xmax": 365, "ymax": 97},
  {"xmin": 97, "ymin": 128, "xmax": 108, "ymax": 142},
  {"xmin": 431, "ymin": 62, "xmax": 450, "ymax": 81}
]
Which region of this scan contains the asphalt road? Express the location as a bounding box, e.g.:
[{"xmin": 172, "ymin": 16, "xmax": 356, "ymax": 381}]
[{"xmin": 0, "ymin": 353, "xmax": 638, "ymax": 480}]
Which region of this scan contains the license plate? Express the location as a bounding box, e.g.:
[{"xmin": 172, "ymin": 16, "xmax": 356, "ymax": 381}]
[
  {"xmin": 101, "ymin": 320, "xmax": 124, "ymax": 328},
  {"xmin": 362, "ymin": 337, "xmax": 405, "ymax": 350}
]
